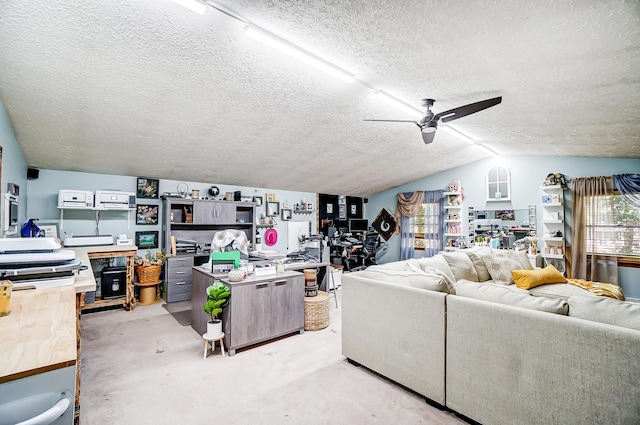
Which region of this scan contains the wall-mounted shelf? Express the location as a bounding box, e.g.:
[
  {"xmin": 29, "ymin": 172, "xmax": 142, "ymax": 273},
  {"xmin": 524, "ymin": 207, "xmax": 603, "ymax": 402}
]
[{"xmin": 58, "ymin": 206, "xmax": 134, "ymax": 232}]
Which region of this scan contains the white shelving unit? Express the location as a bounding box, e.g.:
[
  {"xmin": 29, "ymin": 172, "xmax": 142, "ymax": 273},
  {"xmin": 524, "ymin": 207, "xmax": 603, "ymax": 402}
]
[
  {"xmin": 443, "ymin": 191, "xmax": 464, "ymax": 251},
  {"xmin": 540, "ymin": 185, "xmax": 566, "ymax": 274}
]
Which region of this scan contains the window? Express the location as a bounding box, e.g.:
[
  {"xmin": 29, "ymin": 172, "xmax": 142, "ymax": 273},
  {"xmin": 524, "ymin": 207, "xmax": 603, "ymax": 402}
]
[
  {"xmin": 486, "ymin": 166, "xmax": 511, "ymax": 201},
  {"xmin": 585, "ymin": 194, "xmax": 640, "ymax": 257},
  {"xmin": 413, "ymin": 202, "xmax": 442, "ymax": 252}
]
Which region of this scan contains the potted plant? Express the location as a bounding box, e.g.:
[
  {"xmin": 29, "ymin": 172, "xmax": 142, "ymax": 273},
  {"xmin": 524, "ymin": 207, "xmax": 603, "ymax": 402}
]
[
  {"xmin": 203, "ymin": 281, "xmax": 230, "ymax": 337},
  {"xmin": 134, "ymin": 251, "xmax": 169, "ymax": 284}
]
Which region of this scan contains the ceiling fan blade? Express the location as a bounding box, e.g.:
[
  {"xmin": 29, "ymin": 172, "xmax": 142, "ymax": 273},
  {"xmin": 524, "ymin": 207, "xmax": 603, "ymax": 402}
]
[
  {"xmin": 434, "ymin": 96, "xmax": 502, "ymax": 123},
  {"xmin": 363, "ymin": 119, "xmax": 418, "ymax": 123}
]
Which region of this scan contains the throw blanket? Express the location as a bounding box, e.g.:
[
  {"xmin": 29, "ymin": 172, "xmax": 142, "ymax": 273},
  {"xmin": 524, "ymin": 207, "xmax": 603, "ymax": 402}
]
[
  {"xmin": 566, "ymin": 279, "xmax": 625, "ymax": 301},
  {"xmin": 211, "ymin": 230, "xmax": 249, "ymax": 256}
]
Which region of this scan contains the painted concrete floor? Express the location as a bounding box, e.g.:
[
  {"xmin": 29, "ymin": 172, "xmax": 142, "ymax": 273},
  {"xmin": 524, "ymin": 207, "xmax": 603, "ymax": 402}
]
[{"xmin": 79, "ymin": 290, "xmax": 467, "ymax": 425}]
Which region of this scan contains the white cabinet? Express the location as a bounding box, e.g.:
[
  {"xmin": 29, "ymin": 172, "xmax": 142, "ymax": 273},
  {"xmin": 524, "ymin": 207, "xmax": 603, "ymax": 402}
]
[{"xmin": 540, "ymin": 185, "xmax": 566, "ymax": 274}]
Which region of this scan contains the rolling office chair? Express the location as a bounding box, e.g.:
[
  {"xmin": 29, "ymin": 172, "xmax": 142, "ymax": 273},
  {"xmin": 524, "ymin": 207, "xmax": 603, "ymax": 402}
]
[{"xmin": 360, "ymin": 232, "xmax": 382, "ymax": 267}]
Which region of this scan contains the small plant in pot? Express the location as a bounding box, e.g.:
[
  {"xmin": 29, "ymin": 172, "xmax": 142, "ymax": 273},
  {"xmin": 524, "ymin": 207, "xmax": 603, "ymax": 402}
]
[{"xmin": 203, "ymin": 281, "xmax": 230, "ymax": 337}]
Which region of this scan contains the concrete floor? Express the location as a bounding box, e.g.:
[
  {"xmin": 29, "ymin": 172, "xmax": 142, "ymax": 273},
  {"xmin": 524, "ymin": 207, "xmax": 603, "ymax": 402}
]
[{"xmin": 79, "ymin": 290, "xmax": 468, "ymax": 425}]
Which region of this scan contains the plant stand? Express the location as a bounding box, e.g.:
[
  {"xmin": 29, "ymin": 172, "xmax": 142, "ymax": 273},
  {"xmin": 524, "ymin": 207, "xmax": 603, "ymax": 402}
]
[
  {"xmin": 135, "ymin": 280, "xmax": 162, "ymax": 306},
  {"xmin": 202, "ymin": 333, "xmax": 226, "ymax": 359}
]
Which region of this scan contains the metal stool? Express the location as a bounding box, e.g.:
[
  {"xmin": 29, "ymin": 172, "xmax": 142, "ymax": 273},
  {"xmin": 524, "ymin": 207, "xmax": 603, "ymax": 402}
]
[{"xmin": 326, "ymin": 265, "xmax": 340, "ymax": 308}]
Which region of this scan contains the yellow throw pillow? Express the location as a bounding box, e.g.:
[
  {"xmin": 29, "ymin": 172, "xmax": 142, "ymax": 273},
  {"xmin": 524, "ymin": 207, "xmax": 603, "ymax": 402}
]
[{"xmin": 511, "ymin": 265, "xmax": 567, "ymax": 290}]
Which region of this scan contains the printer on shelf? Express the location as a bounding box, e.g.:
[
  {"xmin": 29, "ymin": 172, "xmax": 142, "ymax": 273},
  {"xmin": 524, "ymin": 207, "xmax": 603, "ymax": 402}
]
[
  {"xmin": 58, "ymin": 190, "xmax": 94, "ymax": 208},
  {"xmin": 95, "ymin": 190, "xmax": 135, "ymax": 209}
]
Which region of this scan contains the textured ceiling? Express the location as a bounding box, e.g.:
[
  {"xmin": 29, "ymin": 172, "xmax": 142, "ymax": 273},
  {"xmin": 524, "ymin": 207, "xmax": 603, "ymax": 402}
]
[{"xmin": 0, "ymin": 0, "xmax": 639, "ymax": 196}]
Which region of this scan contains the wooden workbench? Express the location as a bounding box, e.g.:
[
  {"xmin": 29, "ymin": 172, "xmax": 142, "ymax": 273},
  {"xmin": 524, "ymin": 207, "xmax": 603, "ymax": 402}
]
[
  {"xmin": 0, "ymin": 286, "xmax": 77, "ymax": 384},
  {"xmin": 72, "ymin": 245, "xmax": 137, "ymax": 311}
]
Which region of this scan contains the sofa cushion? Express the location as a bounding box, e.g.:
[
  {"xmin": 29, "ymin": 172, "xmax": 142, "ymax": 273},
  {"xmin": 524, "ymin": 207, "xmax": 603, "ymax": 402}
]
[
  {"xmin": 466, "ymin": 250, "xmax": 493, "ymax": 282},
  {"xmin": 454, "ymin": 280, "xmax": 569, "ymax": 315},
  {"xmin": 529, "ymin": 283, "xmax": 596, "ymax": 298},
  {"xmin": 482, "ymin": 251, "xmax": 533, "ymax": 285},
  {"xmin": 568, "ymin": 295, "xmax": 640, "ymax": 331},
  {"xmin": 367, "ymin": 260, "xmax": 412, "ymax": 272},
  {"xmin": 511, "ymin": 264, "xmax": 567, "ymax": 289},
  {"xmin": 442, "ymin": 252, "xmax": 479, "ymax": 282},
  {"xmin": 406, "ymin": 262, "xmax": 456, "ymax": 294},
  {"xmin": 415, "ymin": 255, "xmax": 456, "ymax": 284},
  {"xmin": 358, "ymin": 268, "xmax": 453, "ymax": 294}
]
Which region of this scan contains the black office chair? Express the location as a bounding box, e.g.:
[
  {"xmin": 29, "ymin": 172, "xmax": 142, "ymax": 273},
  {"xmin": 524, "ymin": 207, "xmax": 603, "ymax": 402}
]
[{"xmin": 360, "ymin": 232, "xmax": 381, "ymax": 267}]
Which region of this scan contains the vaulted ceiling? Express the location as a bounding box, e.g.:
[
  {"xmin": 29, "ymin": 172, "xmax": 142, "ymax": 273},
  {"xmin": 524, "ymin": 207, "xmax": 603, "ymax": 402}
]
[{"xmin": 1, "ymin": 0, "xmax": 639, "ymax": 196}]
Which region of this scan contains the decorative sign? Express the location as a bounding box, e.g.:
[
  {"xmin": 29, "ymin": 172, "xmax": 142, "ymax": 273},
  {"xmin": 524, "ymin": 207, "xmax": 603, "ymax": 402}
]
[{"xmin": 372, "ymin": 208, "xmax": 397, "ymax": 241}]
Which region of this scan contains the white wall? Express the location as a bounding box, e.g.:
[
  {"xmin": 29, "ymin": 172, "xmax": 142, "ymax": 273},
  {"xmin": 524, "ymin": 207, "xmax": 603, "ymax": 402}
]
[{"xmin": 0, "ymin": 100, "xmax": 27, "ymax": 236}]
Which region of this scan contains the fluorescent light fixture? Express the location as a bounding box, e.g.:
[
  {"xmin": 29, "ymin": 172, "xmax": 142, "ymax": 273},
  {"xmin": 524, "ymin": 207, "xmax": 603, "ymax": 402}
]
[
  {"xmin": 476, "ymin": 143, "xmax": 500, "ymax": 157},
  {"xmin": 375, "ymin": 92, "xmax": 423, "ymax": 119},
  {"xmin": 245, "ymin": 27, "xmax": 355, "ymax": 84},
  {"xmin": 171, "ymin": 0, "xmax": 207, "ymax": 15},
  {"xmin": 441, "ymin": 124, "xmax": 475, "ymax": 145}
]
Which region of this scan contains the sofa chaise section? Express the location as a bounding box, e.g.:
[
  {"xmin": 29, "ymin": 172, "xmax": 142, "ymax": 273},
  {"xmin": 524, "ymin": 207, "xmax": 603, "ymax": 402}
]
[
  {"xmin": 446, "ymin": 294, "xmax": 640, "ymax": 425},
  {"xmin": 341, "ymin": 272, "xmax": 447, "ymax": 406}
]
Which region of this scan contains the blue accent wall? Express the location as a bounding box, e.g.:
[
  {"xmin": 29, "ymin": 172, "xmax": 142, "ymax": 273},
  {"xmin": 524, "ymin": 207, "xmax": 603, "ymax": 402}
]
[{"xmin": 365, "ymin": 155, "xmax": 640, "ymax": 296}]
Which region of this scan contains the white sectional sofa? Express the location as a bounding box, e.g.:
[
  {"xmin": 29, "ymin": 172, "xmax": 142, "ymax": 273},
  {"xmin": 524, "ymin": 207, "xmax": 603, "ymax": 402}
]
[{"xmin": 341, "ymin": 248, "xmax": 640, "ymax": 425}]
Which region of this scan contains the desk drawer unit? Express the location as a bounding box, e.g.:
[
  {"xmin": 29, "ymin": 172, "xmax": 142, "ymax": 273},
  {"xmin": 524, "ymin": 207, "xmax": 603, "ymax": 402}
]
[{"xmin": 164, "ymin": 256, "xmax": 193, "ymax": 302}]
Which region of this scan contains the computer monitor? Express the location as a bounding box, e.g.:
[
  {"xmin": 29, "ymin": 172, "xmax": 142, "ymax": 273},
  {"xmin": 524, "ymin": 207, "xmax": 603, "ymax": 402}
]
[{"xmin": 348, "ymin": 219, "xmax": 369, "ymax": 234}]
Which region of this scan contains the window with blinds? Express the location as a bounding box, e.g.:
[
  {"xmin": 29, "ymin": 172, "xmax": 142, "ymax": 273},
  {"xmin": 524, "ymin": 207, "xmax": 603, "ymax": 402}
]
[{"xmin": 585, "ymin": 194, "xmax": 640, "ymax": 257}]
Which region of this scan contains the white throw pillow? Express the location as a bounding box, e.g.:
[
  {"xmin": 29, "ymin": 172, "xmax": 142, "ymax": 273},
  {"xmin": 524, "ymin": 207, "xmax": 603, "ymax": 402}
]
[{"xmin": 442, "ymin": 252, "xmax": 479, "ymax": 282}]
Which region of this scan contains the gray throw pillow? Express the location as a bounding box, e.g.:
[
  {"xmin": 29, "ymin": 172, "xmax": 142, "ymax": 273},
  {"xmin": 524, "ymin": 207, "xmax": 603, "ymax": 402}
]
[{"xmin": 482, "ymin": 251, "xmax": 533, "ymax": 285}]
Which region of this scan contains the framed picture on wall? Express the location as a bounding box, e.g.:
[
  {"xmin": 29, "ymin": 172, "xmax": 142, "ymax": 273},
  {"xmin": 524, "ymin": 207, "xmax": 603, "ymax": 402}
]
[
  {"xmin": 37, "ymin": 223, "xmax": 58, "ymax": 238},
  {"xmin": 135, "ymin": 231, "xmax": 159, "ymax": 249},
  {"xmin": 281, "ymin": 209, "xmax": 292, "ymax": 221},
  {"xmin": 137, "ymin": 177, "xmax": 159, "ymax": 199},
  {"xmin": 136, "ymin": 204, "xmax": 159, "ymax": 225},
  {"xmin": 495, "ymin": 210, "xmax": 515, "ymax": 220},
  {"xmin": 253, "ymin": 196, "xmax": 263, "ymax": 206},
  {"xmin": 267, "ymin": 201, "xmax": 279, "ymax": 217}
]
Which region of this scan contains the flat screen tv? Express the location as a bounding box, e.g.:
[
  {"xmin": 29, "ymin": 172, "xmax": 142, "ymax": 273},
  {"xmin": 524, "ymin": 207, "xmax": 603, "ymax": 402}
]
[{"xmin": 349, "ymin": 218, "xmax": 369, "ymax": 233}]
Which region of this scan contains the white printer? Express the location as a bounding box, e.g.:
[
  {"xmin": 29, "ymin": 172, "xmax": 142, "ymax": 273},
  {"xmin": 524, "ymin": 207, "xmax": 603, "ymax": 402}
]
[
  {"xmin": 58, "ymin": 190, "xmax": 94, "ymax": 208},
  {"xmin": 95, "ymin": 190, "xmax": 135, "ymax": 209}
]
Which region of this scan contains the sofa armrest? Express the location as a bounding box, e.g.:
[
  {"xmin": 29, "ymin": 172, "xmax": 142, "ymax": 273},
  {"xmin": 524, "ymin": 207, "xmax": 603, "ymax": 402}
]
[
  {"xmin": 342, "ymin": 272, "xmax": 447, "ymax": 405},
  {"xmin": 446, "ymin": 295, "xmax": 640, "ymax": 425}
]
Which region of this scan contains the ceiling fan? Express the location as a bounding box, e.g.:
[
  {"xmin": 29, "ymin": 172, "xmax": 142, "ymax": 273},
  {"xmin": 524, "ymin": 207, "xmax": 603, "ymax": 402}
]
[{"xmin": 365, "ymin": 96, "xmax": 502, "ymax": 144}]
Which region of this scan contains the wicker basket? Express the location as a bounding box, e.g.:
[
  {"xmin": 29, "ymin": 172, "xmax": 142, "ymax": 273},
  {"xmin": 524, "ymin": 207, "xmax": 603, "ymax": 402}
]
[
  {"xmin": 136, "ymin": 265, "xmax": 162, "ymax": 284},
  {"xmin": 304, "ymin": 290, "xmax": 330, "ymax": 331}
]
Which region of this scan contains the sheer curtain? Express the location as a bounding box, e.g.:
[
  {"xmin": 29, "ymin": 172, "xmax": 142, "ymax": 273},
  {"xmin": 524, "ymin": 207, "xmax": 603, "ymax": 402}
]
[
  {"xmin": 570, "ymin": 176, "xmax": 618, "ymax": 283},
  {"xmin": 396, "ymin": 191, "xmax": 425, "ymax": 260},
  {"xmin": 420, "ymin": 190, "xmax": 444, "ymax": 257}
]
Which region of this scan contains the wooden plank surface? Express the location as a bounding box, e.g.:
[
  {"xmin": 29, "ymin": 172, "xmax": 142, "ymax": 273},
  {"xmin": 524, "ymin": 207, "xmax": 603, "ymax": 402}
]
[{"xmin": 0, "ymin": 286, "xmax": 77, "ymax": 383}]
